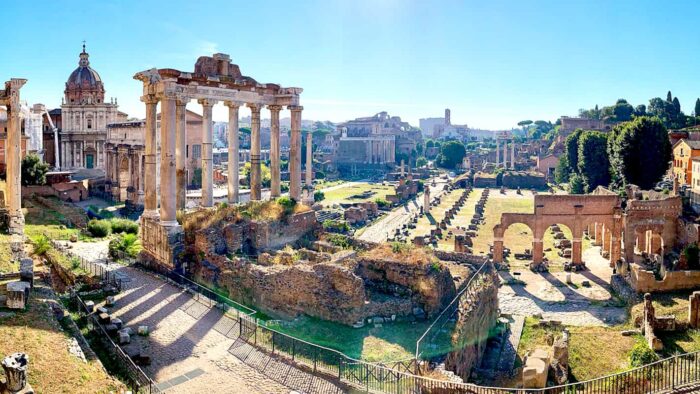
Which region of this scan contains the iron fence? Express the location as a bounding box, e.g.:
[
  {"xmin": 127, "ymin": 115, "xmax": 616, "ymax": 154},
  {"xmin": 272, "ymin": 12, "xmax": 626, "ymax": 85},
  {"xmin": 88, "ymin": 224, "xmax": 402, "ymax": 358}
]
[
  {"xmin": 415, "ymin": 259, "xmax": 495, "ymax": 360},
  {"xmin": 50, "ymin": 240, "xmax": 123, "ymax": 291},
  {"xmin": 71, "ymin": 291, "xmax": 162, "ymax": 394}
]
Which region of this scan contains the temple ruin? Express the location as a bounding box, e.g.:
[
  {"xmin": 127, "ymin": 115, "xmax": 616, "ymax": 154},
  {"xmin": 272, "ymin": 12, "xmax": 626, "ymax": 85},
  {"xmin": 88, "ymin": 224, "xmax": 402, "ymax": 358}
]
[
  {"xmin": 134, "ymin": 54, "xmax": 303, "ymax": 268},
  {"xmin": 0, "ymin": 79, "xmax": 26, "ymax": 234}
]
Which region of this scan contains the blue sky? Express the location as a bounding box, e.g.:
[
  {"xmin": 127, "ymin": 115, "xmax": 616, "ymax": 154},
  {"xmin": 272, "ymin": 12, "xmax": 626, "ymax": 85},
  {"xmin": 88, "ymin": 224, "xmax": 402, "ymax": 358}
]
[{"xmin": 2, "ymin": 0, "xmax": 699, "ymax": 129}]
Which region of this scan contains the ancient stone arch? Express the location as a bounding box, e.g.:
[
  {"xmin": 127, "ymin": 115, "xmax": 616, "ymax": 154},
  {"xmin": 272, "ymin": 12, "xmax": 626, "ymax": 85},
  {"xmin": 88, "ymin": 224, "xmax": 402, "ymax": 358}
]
[{"xmin": 493, "ymin": 194, "xmax": 623, "ymax": 267}]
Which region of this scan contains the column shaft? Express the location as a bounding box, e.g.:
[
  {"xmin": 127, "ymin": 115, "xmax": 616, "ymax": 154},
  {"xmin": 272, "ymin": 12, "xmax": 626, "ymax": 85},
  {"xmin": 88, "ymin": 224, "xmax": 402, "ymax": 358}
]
[
  {"xmin": 159, "ymin": 96, "xmax": 177, "ymax": 225},
  {"xmin": 226, "ymin": 102, "xmax": 240, "ymax": 203},
  {"xmin": 289, "ymin": 106, "xmax": 303, "ymax": 201},
  {"xmin": 143, "ymin": 95, "xmax": 159, "ymax": 216},
  {"xmin": 248, "ymin": 104, "xmax": 262, "ymax": 201},
  {"xmin": 305, "ymin": 131, "xmax": 313, "ymax": 186},
  {"xmin": 269, "ymin": 105, "xmax": 281, "ymax": 198},
  {"xmin": 175, "ymin": 100, "xmax": 187, "ymax": 210},
  {"xmin": 6, "ymin": 101, "xmax": 22, "ymax": 233},
  {"xmin": 199, "ymin": 99, "xmax": 215, "ymax": 207}
]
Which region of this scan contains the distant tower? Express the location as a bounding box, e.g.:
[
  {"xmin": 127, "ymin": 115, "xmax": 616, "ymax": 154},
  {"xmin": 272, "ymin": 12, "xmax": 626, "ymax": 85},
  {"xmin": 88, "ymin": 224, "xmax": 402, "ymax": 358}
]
[{"xmin": 445, "ymin": 108, "xmax": 451, "ymax": 126}]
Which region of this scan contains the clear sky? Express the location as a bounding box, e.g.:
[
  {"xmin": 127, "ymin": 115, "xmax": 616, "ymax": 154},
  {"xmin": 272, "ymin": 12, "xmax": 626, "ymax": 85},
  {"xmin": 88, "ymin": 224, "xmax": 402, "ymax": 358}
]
[{"xmin": 2, "ymin": 0, "xmax": 699, "ymax": 129}]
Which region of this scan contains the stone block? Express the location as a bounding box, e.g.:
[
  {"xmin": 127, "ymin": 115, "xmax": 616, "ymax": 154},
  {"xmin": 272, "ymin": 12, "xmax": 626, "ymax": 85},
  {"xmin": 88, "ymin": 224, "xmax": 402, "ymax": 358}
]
[
  {"xmin": 137, "ymin": 325, "xmax": 149, "ymax": 336},
  {"xmin": 105, "ymin": 296, "xmax": 115, "ymax": 307},
  {"xmin": 111, "ymin": 318, "xmax": 123, "ymax": 329},
  {"xmin": 118, "ymin": 330, "xmax": 130, "ymax": 344},
  {"xmin": 98, "ymin": 313, "xmax": 111, "ymax": 323},
  {"xmin": 6, "ymin": 281, "xmax": 30, "ymax": 310},
  {"xmin": 522, "ymin": 358, "xmax": 547, "ymax": 388},
  {"xmin": 84, "ymin": 300, "xmax": 95, "ymax": 313},
  {"xmin": 97, "ymin": 306, "xmax": 109, "ymax": 314}
]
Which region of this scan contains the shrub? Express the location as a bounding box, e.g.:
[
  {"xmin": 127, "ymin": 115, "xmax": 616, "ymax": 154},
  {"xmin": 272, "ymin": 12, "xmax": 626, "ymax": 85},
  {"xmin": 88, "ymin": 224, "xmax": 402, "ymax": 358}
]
[
  {"xmin": 276, "ymin": 196, "xmax": 296, "ymax": 214},
  {"xmin": 109, "ymin": 233, "xmax": 142, "ymax": 259},
  {"xmin": 684, "ymin": 243, "xmax": 700, "ymax": 270},
  {"xmin": 314, "ymin": 190, "xmax": 325, "ymax": 202},
  {"xmin": 327, "ymin": 234, "xmax": 351, "ymax": 249},
  {"xmin": 87, "ymin": 219, "xmax": 111, "ymax": 237},
  {"xmin": 629, "ymin": 340, "xmax": 658, "ymax": 367},
  {"xmin": 374, "ymin": 198, "xmax": 390, "ymax": 208},
  {"xmin": 110, "ymin": 218, "xmax": 138, "ymax": 234},
  {"xmin": 322, "ymin": 219, "xmax": 350, "ymax": 233},
  {"xmin": 32, "ymin": 235, "xmax": 50, "ymax": 256}
]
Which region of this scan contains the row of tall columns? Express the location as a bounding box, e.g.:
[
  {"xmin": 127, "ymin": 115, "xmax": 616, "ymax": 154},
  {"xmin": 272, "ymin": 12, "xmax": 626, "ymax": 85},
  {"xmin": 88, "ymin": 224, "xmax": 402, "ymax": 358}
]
[
  {"xmin": 495, "ymin": 139, "xmax": 515, "ymax": 169},
  {"xmin": 59, "ymin": 141, "xmax": 105, "ymax": 169},
  {"xmin": 366, "ymin": 140, "xmax": 394, "ymax": 164}
]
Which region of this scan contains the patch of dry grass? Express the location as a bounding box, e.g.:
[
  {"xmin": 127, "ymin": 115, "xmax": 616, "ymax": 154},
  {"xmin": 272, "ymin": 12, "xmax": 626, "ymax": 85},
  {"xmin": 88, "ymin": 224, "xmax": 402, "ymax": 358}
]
[
  {"xmin": 361, "ymin": 243, "xmax": 438, "ymax": 266},
  {"xmin": 0, "ymin": 297, "xmax": 124, "ymax": 393}
]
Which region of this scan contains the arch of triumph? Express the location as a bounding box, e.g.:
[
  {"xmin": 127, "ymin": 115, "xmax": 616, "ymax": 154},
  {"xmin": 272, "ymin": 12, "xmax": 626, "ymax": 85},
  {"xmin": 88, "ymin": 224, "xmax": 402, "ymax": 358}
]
[{"xmin": 134, "ymin": 54, "xmax": 303, "ymax": 267}]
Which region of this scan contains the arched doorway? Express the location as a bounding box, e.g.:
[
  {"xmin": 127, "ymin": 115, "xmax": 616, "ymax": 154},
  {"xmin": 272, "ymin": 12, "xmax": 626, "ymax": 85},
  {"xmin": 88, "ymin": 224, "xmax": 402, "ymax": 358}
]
[
  {"xmin": 543, "ymin": 223, "xmax": 577, "ymax": 265},
  {"xmin": 502, "ymin": 222, "xmax": 534, "ymax": 263}
]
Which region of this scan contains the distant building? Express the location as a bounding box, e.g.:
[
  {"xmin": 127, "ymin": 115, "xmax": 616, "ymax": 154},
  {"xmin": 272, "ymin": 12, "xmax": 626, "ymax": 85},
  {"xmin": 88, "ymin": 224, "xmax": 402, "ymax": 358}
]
[
  {"xmin": 536, "ymin": 154, "xmax": 560, "ymax": 179},
  {"xmin": 59, "ymin": 44, "xmax": 127, "ymax": 170},
  {"xmin": 559, "ymin": 116, "xmax": 614, "ymax": 135},
  {"xmin": 672, "ymin": 139, "xmax": 700, "ymax": 186},
  {"xmin": 419, "ymin": 108, "xmax": 469, "ymax": 140}
]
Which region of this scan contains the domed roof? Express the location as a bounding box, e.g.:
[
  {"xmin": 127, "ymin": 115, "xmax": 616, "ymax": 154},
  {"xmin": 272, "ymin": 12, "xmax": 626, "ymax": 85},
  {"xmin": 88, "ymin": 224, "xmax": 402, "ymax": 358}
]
[{"xmin": 66, "ymin": 44, "xmax": 102, "ymax": 88}]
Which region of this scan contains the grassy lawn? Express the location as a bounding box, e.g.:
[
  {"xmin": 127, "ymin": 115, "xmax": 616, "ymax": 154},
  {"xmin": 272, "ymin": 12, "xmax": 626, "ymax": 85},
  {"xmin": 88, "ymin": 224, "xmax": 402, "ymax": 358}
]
[
  {"xmin": 516, "ymin": 317, "xmax": 638, "ymax": 382},
  {"xmin": 407, "ymin": 188, "xmax": 464, "ymax": 240},
  {"xmin": 0, "ymin": 233, "xmax": 16, "ymax": 272},
  {"xmin": 266, "ymin": 315, "xmax": 456, "ymax": 362},
  {"xmin": 321, "ymin": 182, "xmax": 395, "ymax": 207},
  {"xmin": 0, "ymin": 296, "xmax": 124, "ymax": 393}
]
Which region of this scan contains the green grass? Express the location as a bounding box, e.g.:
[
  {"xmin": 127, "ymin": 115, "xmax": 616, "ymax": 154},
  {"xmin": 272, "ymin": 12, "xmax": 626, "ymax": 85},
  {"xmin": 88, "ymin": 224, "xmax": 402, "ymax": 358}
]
[
  {"xmin": 265, "ymin": 315, "xmax": 453, "ymax": 362},
  {"xmin": 0, "ymin": 233, "xmax": 16, "ymax": 272},
  {"xmin": 321, "ymin": 183, "xmax": 395, "ymax": 207}
]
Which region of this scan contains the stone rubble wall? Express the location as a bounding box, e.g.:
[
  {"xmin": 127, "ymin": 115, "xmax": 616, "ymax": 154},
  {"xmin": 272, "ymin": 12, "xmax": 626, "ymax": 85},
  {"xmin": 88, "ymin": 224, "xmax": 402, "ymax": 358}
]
[
  {"xmin": 629, "ymin": 262, "xmax": 700, "ymax": 293},
  {"xmin": 444, "ymin": 267, "xmax": 500, "ymax": 381}
]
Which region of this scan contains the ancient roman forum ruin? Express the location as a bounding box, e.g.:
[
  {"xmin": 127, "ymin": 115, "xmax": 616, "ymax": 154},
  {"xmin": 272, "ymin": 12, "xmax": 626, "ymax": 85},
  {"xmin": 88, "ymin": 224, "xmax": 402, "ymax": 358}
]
[
  {"xmin": 133, "ymin": 54, "xmax": 304, "ymax": 266},
  {"xmin": 495, "ymin": 130, "xmax": 515, "ymax": 169},
  {"xmin": 0, "ymin": 79, "xmax": 26, "ymax": 234}
]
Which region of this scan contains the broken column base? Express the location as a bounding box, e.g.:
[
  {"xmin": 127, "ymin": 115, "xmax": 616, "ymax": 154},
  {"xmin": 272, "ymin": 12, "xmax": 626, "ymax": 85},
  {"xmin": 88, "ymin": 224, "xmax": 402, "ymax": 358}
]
[{"xmin": 1, "ymin": 353, "xmax": 34, "ymax": 394}]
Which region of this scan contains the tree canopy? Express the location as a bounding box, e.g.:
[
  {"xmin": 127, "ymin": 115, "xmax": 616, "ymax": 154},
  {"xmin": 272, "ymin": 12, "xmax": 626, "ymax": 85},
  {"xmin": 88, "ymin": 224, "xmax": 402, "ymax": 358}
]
[
  {"xmin": 436, "ymin": 141, "xmax": 466, "ymax": 169},
  {"xmin": 607, "ymin": 116, "xmax": 671, "ymax": 190},
  {"xmin": 577, "ymin": 131, "xmax": 610, "ymax": 192},
  {"xmin": 21, "ymin": 154, "xmax": 49, "ymax": 186}
]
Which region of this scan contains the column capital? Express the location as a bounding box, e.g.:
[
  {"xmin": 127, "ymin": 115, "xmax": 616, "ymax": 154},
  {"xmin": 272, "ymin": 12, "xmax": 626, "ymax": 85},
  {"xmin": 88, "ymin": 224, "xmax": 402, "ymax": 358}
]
[
  {"xmin": 288, "ymin": 105, "xmax": 304, "ymax": 112},
  {"xmin": 198, "ymin": 98, "xmax": 218, "ymax": 107},
  {"xmin": 246, "ymin": 103, "xmax": 262, "ymax": 112},
  {"xmin": 267, "ymin": 104, "xmax": 283, "ymax": 112},
  {"xmin": 175, "ymin": 95, "xmax": 191, "ymax": 106},
  {"xmin": 140, "ymin": 94, "xmax": 159, "ymax": 105},
  {"xmin": 224, "ymin": 100, "xmax": 243, "ymax": 109}
]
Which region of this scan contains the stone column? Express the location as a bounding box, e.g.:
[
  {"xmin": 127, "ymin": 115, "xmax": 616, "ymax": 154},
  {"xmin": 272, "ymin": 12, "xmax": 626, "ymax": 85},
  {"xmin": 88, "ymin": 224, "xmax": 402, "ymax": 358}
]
[
  {"xmin": 159, "ymin": 95, "xmax": 177, "ymax": 226},
  {"xmin": 424, "ymin": 185, "xmax": 431, "ymax": 214},
  {"xmin": 572, "ymin": 238, "xmax": 582, "ymax": 265},
  {"xmin": 142, "ymin": 95, "xmax": 159, "ymax": 217},
  {"xmin": 5, "ymin": 79, "xmax": 26, "ymax": 234},
  {"xmin": 532, "ymin": 238, "xmax": 544, "ymax": 265},
  {"xmin": 305, "ymin": 131, "xmax": 313, "ymax": 186},
  {"xmin": 175, "ymin": 98, "xmax": 187, "ymax": 210},
  {"xmin": 288, "ymin": 105, "xmax": 303, "ymax": 201},
  {"xmin": 493, "ymin": 238, "xmax": 504, "ymax": 263},
  {"xmin": 268, "ymin": 105, "xmax": 282, "ymax": 198},
  {"xmin": 511, "ymin": 140, "xmax": 515, "ymax": 169},
  {"xmin": 594, "ymin": 223, "xmax": 603, "ymax": 246},
  {"xmin": 199, "ymin": 99, "xmax": 215, "ymax": 207},
  {"xmin": 248, "ymin": 103, "xmax": 262, "ymax": 201},
  {"xmin": 137, "ymin": 150, "xmax": 144, "ymax": 203},
  {"xmin": 503, "ymin": 140, "xmax": 508, "ymax": 169},
  {"xmin": 226, "ymin": 102, "xmax": 241, "ymax": 203},
  {"xmin": 495, "ymin": 139, "xmax": 500, "ymax": 166},
  {"xmin": 127, "ymin": 151, "xmax": 133, "ymax": 201}
]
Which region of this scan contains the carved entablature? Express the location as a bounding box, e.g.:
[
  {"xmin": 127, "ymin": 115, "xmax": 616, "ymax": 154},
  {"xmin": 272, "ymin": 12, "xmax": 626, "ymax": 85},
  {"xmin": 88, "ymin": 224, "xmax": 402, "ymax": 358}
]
[
  {"xmin": 0, "ymin": 79, "xmax": 27, "ymax": 107},
  {"xmin": 134, "ymin": 54, "xmax": 302, "ymax": 106}
]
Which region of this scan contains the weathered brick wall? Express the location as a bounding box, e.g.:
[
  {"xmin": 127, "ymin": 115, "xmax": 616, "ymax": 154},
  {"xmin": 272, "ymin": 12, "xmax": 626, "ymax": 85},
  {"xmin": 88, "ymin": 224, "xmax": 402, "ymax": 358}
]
[
  {"xmin": 444, "ymin": 268, "xmax": 500, "ymax": 380},
  {"xmin": 629, "ymin": 263, "xmax": 700, "ymax": 293},
  {"xmin": 677, "ymin": 217, "xmax": 700, "ymax": 247}
]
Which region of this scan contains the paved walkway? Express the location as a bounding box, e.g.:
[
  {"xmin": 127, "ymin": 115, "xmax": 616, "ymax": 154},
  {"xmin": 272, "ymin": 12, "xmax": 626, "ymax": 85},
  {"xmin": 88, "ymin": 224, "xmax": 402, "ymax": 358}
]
[
  {"xmin": 108, "ymin": 266, "xmax": 344, "ymax": 393},
  {"xmin": 498, "ymin": 246, "xmax": 628, "ymax": 326}
]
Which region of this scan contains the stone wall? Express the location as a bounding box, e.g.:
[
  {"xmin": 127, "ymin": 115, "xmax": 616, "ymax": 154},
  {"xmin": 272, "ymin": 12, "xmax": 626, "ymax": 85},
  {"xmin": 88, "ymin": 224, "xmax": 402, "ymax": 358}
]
[
  {"xmin": 502, "ymin": 171, "xmax": 547, "ymax": 190},
  {"xmin": 139, "ymin": 216, "xmax": 183, "ymax": 271},
  {"xmin": 444, "ymin": 266, "xmax": 499, "ymax": 381},
  {"xmin": 628, "ymin": 263, "xmax": 700, "ymax": 293},
  {"xmin": 677, "ymin": 217, "xmax": 700, "ymax": 247}
]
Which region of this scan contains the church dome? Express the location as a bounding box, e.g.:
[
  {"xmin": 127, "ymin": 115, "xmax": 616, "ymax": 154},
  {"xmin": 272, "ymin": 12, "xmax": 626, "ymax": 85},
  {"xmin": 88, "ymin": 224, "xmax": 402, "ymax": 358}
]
[{"xmin": 64, "ymin": 44, "xmax": 105, "ymax": 105}]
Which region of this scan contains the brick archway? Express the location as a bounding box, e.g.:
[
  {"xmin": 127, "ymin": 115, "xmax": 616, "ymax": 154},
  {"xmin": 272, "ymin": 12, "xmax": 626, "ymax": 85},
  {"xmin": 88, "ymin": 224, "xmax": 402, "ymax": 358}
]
[{"xmin": 493, "ymin": 194, "xmax": 623, "ymax": 267}]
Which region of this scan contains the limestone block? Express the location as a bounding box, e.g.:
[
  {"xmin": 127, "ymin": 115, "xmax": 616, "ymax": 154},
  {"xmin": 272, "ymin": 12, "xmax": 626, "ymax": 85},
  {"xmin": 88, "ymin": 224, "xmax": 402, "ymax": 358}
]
[
  {"xmin": 522, "ymin": 358, "xmax": 547, "ymax": 388},
  {"xmin": 6, "ymin": 281, "xmax": 30, "ymax": 310},
  {"xmin": 105, "ymin": 296, "xmax": 115, "ymax": 307},
  {"xmin": 97, "ymin": 306, "xmax": 109, "ymax": 314},
  {"xmin": 111, "ymin": 318, "xmax": 123, "ymax": 329},
  {"xmin": 98, "ymin": 313, "xmax": 111, "ymax": 323},
  {"xmin": 119, "ymin": 330, "xmax": 131, "ymax": 344},
  {"xmin": 138, "ymin": 325, "xmax": 149, "ymax": 336},
  {"xmin": 84, "ymin": 300, "xmax": 95, "ymax": 313}
]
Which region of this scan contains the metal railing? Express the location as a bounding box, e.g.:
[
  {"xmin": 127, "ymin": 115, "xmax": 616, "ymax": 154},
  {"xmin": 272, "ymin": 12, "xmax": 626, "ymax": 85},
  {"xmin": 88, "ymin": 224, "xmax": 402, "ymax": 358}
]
[
  {"xmin": 71, "ymin": 291, "xmax": 162, "ymax": 394},
  {"xmin": 50, "ymin": 240, "xmax": 124, "ymax": 291},
  {"xmin": 163, "ymin": 270, "xmax": 257, "ymax": 318},
  {"xmin": 415, "ymin": 259, "xmax": 494, "ymax": 360}
]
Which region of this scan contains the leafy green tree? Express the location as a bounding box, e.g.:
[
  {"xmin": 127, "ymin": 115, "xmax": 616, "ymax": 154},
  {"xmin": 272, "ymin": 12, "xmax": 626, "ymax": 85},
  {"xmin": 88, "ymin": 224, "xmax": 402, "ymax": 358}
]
[
  {"xmin": 565, "ymin": 129, "xmax": 584, "ymax": 176},
  {"xmin": 416, "ymin": 157, "xmax": 428, "ymax": 167},
  {"xmin": 667, "ymin": 91, "xmax": 673, "ymax": 103},
  {"xmin": 436, "ymin": 141, "xmax": 466, "ymax": 169},
  {"xmin": 634, "ymin": 104, "xmax": 647, "ymax": 117},
  {"xmin": 613, "ymin": 99, "xmax": 634, "ymax": 122},
  {"xmin": 190, "ymin": 168, "xmax": 202, "ymax": 188},
  {"xmin": 242, "ymin": 162, "xmax": 271, "ymax": 187},
  {"xmin": 568, "ymin": 173, "xmax": 585, "ymax": 194},
  {"xmin": 577, "ymin": 131, "xmax": 610, "ymax": 192},
  {"xmin": 607, "ymin": 116, "xmax": 671, "ymax": 190},
  {"xmin": 695, "ymin": 98, "xmax": 700, "ymax": 117},
  {"xmin": 21, "ymin": 154, "xmax": 49, "ymax": 186},
  {"xmin": 554, "ymin": 156, "xmax": 570, "ymax": 183},
  {"xmin": 517, "ymin": 120, "xmax": 533, "ymax": 127}
]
